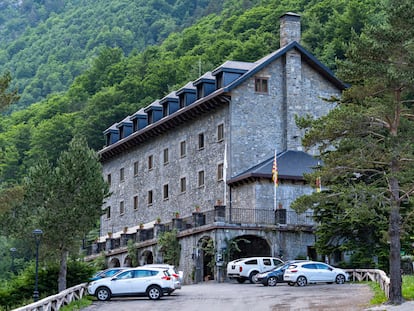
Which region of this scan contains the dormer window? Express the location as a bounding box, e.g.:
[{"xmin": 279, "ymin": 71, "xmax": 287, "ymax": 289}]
[{"xmin": 255, "ymin": 77, "xmax": 269, "ymax": 93}]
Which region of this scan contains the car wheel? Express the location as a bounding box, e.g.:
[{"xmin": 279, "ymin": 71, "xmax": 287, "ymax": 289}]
[
  {"xmin": 336, "ymin": 274, "xmax": 346, "ymax": 284},
  {"xmin": 96, "ymin": 287, "xmax": 111, "ymax": 301},
  {"xmin": 288, "ymin": 282, "xmax": 295, "ymax": 286},
  {"xmin": 252, "ymin": 274, "xmax": 260, "ymax": 284},
  {"xmin": 147, "ymin": 285, "xmax": 162, "ymax": 300},
  {"xmin": 236, "ymin": 278, "xmax": 245, "ymax": 284},
  {"xmin": 268, "ymin": 276, "xmax": 277, "ymax": 287},
  {"xmin": 249, "ymin": 271, "xmax": 259, "ymax": 284},
  {"xmin": 296, "ymin": 276, "xmax": 307, "ymax": 287}
]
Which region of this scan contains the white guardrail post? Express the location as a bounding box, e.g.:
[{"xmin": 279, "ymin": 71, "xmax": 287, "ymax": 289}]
[
  {"xmin": 345, "ymin": 269, "xmax": 390, "ymax": 299},
  {"xmin": 12, "ymin": 283, "xmax": 88, "ymax": 311}
]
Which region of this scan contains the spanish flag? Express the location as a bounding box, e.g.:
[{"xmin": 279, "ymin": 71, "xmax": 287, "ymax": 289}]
[{"xmin": 316, "ymin": 176, "xmax": 321, "ymax": 192}]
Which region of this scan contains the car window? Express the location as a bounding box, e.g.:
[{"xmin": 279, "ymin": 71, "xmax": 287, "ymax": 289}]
[
  {"xmin": 272, "ymin": 259, "xmax": 282, "ymax": 265},
  {"xmin": 316, "ymin": 263, "xmax": 331, "ymax": 270},
  {"xmin": 263, "ymin": 259, "xmax": 271, "ymax": 266},
  {"xmin": 302, "ymin": 263, "xmax": 317, "ymax": 269},
  {"xmin": 245, "ymin": 259, "xmax": 258, "ymax": 265},
  {"xmin": 116, "ymin": 271, "xmax": 134, "ymax": 279},
  {"xmin": 136, "ymin": 269, "xmax": 158, "ymax": 278}
]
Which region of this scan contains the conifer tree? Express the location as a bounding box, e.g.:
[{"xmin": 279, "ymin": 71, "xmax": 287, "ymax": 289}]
[{"xmin": 295, "ymin": 0, "xmax": 414, "ymax": 304}]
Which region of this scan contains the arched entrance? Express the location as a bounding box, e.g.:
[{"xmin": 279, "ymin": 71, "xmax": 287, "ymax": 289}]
[
  {"xmin": 140, "ymin": 250, "xmax": 153, "ymax": 265},
  {"xmin": 124, "ymin": 255, "xmax": 132, "ymax": 267},
  {"xmin": 108, "ymin": 257, "xmax": 120, "ymax": 268},
  {"xmin": 228, "ymin": 235, "xmax": 271, "ymax": 261},
  {"xmin": 200, "ymin": 237, "xmax": 214, "ymax": 281}
]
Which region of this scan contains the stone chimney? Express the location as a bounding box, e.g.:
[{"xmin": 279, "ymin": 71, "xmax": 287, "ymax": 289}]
[{"xmin": 279, "ymin": 12, "xmax": 301, "ymax": 47}]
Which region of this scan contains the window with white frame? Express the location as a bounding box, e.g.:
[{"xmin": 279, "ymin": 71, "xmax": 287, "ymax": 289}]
[
  {"xmin": 217, "ymin": 124, "xmax": 224, "ymax": 142},
  {"xmin": 198, "ymin": 170, "xmax": 205, "ymax": 187}
]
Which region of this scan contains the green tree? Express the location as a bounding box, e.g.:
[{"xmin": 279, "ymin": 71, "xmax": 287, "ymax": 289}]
[
  {"xmin": 9, "ymin": 136, "xmax": 109, "ymax": 292},
  {"xmin": 157, "ymin": 229, "xmax": 181, "ymax": 266},
  {"xmin": 0, "ymin": 71, "xmax": 19, "ymax": 112},
  {"xmin": 294, "ymin": 0, "xmax": 414, "ymax": 304}
]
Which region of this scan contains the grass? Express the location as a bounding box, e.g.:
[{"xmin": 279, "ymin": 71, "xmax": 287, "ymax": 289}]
[
  {"xmin": 368, "ymin": 275, "xmax": 414, "ymax": 305},
  {"xmin": 59, "ymin": 296, "xmax": 93, "ymax": 311}
]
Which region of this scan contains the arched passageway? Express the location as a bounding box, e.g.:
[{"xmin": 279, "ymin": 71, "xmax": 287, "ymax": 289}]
[{"xmin": 228, "ymin": 235, "xmax": 271, "ymax": 261}]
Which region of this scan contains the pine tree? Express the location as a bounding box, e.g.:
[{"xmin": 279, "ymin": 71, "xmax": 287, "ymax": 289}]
[{"xmin": 295, "ymin": 0, "xmax": 414, "ymax": 304}]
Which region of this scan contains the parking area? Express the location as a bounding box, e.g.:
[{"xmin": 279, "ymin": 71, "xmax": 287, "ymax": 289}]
[{"xmin": 82, "ymin": 281, "xmax": 374, "ymax": 311}]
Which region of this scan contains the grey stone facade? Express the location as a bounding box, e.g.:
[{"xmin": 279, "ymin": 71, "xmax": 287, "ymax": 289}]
[{"xmin": 93, "ymin": 12, "xmax": 346, "ymax": 283}]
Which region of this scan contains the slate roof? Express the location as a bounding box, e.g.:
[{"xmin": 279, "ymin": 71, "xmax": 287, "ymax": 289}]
[
  {"xmin": 99, "ymin": 40, "xmax": 346, "ymax": 161},
  {"xmin": 227, "ymin": 150, "xmax": 321, "ymax": 186}
]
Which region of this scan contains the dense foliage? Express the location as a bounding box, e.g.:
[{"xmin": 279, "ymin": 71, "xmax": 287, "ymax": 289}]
[
  {"xmin": 292, "ymin": 0, "xmax": 414, "ymax": 303},
  {"xmin": 0, "ymin": 0, "xmax": 231, "ymax": 109}
]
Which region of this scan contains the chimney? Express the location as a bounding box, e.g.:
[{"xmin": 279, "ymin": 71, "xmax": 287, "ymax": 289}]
[{"xmin": 279, "ymin": 12, "xmax": 301, "ymax": 47}]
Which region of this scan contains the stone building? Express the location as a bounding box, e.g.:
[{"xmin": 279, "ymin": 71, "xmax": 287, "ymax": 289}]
[{"xmin": 87, "ymin": 12, "xmax": 346, "ymax": 284}]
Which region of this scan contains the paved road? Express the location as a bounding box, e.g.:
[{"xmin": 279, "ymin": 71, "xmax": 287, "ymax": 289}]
[{"xmin": 82, "ymin": 281, "xmax": 375, "ymax": 311}]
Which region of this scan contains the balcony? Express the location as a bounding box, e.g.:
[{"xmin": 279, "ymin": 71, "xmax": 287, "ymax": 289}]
[{"xmin": 84, "ymin": 207, "xmax": 315, "ymax": 257}]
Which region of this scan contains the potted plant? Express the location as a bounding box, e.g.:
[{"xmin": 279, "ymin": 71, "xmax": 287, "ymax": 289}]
[
  {"xmin": 195, "ymin": 205, "xmax": 201, "ymax": 212},
  {"xmin": 139, "ymin": 223, "xmax": 144, "ymax": 229},
  {"xmin": 107, "ymin": 232, "xmax": 112, "ymax": 238},
  {"xmin": 156, "ymin": 217, "xmax": 161, "ymax": 224},
  {"xmin": 174, "ymin": 211, "xmax": 180, "ymax": 218},
  {"xmin": 123, "ymin": 226, "xmax": 128, "ymax": 233}
]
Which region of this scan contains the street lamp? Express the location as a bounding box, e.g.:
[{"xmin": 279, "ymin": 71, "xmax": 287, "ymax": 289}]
[
  {"xmin": 32, "ymin": 229, "xmax": 43, "ymax": 302},
  {"xmin": 10, "ymin": 247, "xmax": 17, "ymax": 275}
]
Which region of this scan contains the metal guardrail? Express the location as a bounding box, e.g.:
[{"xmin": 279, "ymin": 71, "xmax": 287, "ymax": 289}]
[
  {"xmin": 12, "ymin": 283, "xmax": 88, "ymax": 311},
  {"xmin": 345, "ymin": 269, "xmax": 390, "ymax": 298}
]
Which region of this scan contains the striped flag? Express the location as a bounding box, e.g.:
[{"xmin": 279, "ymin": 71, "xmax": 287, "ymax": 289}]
[
  {"xmin": 316, "ymin": 176, "xmax": 321, "ymax": 192},
  {"xmin": 272, "ymin": 151, "xmax": 278, "ymax": 187}
]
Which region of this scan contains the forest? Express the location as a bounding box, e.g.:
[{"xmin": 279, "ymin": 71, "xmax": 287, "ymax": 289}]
[{"xmin": 3, "ymin": 0, "xmax": 411, "ymax": 306}]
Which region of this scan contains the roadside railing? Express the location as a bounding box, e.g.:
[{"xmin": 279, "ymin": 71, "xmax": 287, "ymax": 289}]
[
  {"xmin": 345, "ymin": 269, "xmax": 390, "ymax": 298},
  {"xmin": 12, "ymin": 283, "xmax": 88, "ymax": 311}
]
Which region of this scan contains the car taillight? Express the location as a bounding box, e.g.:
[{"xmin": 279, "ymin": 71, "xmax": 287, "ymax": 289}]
[
  {"xmin": 162, "ymin": 276, "xmax": 171, "ymax": 280},
  {"xmin": 290, "ymin": 269, "xmax": 298, "ymax": 273},
  {"xmin": 239, "ymin": 267, "xmax": 243, "ymax": 272},
  {"xmin": 172, "ymin": 273, "xmax": 179, "ymax": 278}
]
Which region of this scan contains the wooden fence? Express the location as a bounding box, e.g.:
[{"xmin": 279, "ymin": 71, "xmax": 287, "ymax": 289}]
[
  {"xmin": 345, "ymin": 269, "xmax": 390, "ymax": 298},
  {"xmin": 12, "ymin": 283, "xmax": 88, "ymax": 311}
]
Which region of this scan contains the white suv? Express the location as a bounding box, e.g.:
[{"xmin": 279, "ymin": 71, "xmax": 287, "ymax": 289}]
[
  {"xmin": 87, "ymin": 267, "xmax": 175, "ymax": 300},
  {"xmin": 227, "ymin": 257, "xmax": 284, "ymax": 283}
]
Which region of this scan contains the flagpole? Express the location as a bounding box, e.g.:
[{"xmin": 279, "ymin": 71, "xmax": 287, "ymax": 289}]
[{"xmin": 273, "ymin": 149, "xmax": 277, "ymax": 211}]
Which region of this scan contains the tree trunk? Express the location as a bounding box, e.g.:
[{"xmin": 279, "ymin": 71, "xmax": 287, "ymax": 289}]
[
  {"xmin": 58, "ymin": 249, "xmax": 68, "ymax": 292},
  {"xmin": 388, "ymin": 175, "xmax": 403, "ymax": 304}
]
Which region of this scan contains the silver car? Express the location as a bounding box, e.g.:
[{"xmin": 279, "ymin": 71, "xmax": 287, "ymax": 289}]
[{"xmin": 283, "ymin": 261, "xmax": 348, "ymax": 286}]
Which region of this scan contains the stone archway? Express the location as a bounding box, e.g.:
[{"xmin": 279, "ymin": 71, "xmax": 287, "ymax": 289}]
[
  {"xmin": 140, "ymin": 250, "xmax": 153, "ymax": 265},
  {"xmin": 108, "ymin": 257, "xmax": 120, "ymax": 268},
  {"xmin": 124, "ymin": 255, "xmax": 132, "ymax": 267},
  {"xmin": 228, "ymin": 234, "xmax": 271, "ymax": 261}
]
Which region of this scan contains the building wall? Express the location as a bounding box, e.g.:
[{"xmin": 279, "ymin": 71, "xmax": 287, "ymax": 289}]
[{"xmin": 102, "ymin": 105, "xmax": 230, "ymax": 234}]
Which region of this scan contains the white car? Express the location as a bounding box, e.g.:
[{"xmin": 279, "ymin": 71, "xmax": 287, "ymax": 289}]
[
  {"xmin": 283, "ymin": 261, "xmax": 349, "ymax": 286},
  {"xmin": 227, "ymin": 257, "xmax": 284, "ymax": 283},
  {"xmin": 87, "ymin": 267, "xmax": 175, "ymax": 300},
  {"xmin": 143, "ymin": 264, "xmax": 184, "ymax": 291}
]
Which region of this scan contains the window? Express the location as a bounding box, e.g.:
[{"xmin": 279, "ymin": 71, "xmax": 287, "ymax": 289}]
[
  {"xmin": 180, "ymin": 177, "xmax": 186, "ymax": 193},
  {"xmin": 147, "ymin": 190, "xmax": 153, "ymax": 205},
  {"xmin": 163, "ymin": 148, "xmax": 169, "ymax": 164},
  {"xmin": 198, "ymin": 133, "xmax": 205, "ymax": 150},
  {"xmin": 120, "ymin": 168, "xmax": 125, "ymax": 182},
  {"xmin": 217, "ymin": 124, "xmax": 224, "ymax": 142},
  {"xmin": 163, "ymin": 184, "xmax": 169, "ymax": 200},
  {"xmin": 217, "ymin": 163, "xmax": 224, "ymax": 181},
  {"xmin": 180, "ymin": 140, "xmax": 186, "ymax": 157},
  {"xmin": 148, "ymin": 155, "xmax": 153, "ymax": 170},
  {"xmin": 255, "ymin": 77, "xmax": 268, "ymax": 93},
  {"xmin": 134, "ymin": 161, "xmax": 139, "ymax": 176},
  {"xmin": 107, "ymin": 174, "xmax": 111, "ymax": 185},
  {"xmin": 119, "ymin": 201, "xmax": 125, "ymax": 215},
  {"xmin": 198, "ymin": 170, "xmax": 205, "ymax": 187},
  {"xmin": 106, "ymin": 206, "xmax": 111, "ymax": 219},
  {"xmin": 133, "ymin": 196, "xmax": 138, "ymax": 210}
]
